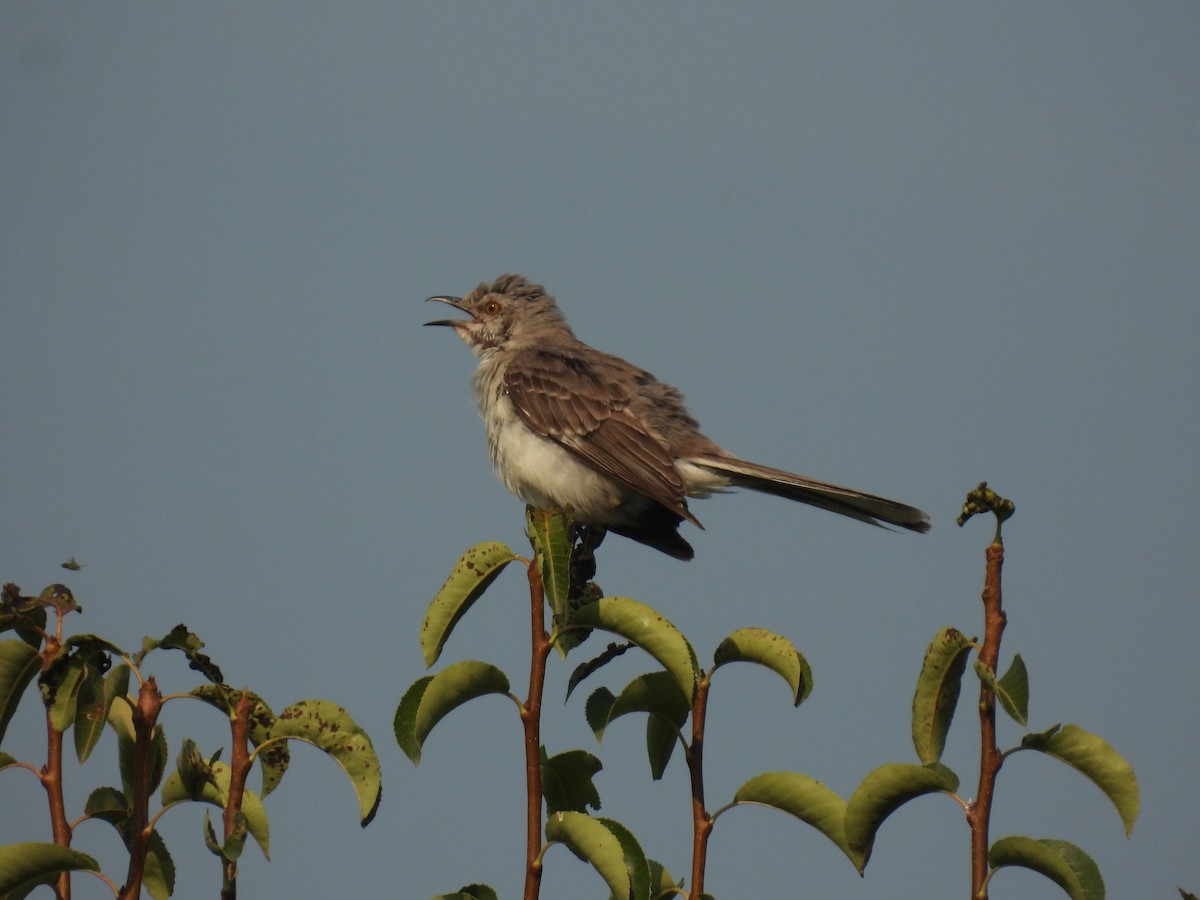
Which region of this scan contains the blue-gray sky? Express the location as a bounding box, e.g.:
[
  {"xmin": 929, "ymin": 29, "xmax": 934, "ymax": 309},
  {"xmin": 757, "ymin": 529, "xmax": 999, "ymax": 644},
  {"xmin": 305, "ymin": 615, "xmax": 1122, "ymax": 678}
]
[{"xmin": 3, "ymin": 4, "xmax": 1197, "ymax": 898}]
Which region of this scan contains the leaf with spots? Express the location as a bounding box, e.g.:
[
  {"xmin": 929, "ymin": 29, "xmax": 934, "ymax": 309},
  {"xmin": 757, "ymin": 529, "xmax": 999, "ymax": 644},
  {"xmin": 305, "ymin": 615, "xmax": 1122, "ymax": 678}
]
[
  {"xmin": 421, "ymin": 543, "xmax": 517, "ymax": 667},
  {"xmin": 713, "ymin": 627, "xmax": 812, "ymax": 706},
  {"xmin": 191, "ymin": 685, "xmax": 291, "ymax": 798},
  {"xmin": 271, "ymin": 699, "xmax": 381, "ymax": 826},
  {"xmin": 912, "ymin": 627, "xmax": 973, "ymax": 765}
]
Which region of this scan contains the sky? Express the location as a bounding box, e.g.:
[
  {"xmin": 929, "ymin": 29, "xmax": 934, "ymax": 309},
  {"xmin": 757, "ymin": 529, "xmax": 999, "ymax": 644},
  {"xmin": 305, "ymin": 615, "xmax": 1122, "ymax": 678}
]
[{"xmin": 2, "ymin": 3, "xmax": 1198, "ymax": 898}]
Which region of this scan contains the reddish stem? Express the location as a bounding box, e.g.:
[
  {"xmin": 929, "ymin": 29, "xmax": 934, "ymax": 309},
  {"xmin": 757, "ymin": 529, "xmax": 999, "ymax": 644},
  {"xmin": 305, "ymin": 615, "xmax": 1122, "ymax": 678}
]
[
  {"xmin": 687, "ymin": 675, "xmax": 713, "ymax": 899},
  {"xmin": 118, "ymin": 677, "xmax": 163, "ymax": 900},
  {"xmin": 966, "ymin": 543, "xmax": 1007, "ymax": 898},
  {"xmin": 522, "ymin": 558, "xmax": 551, "ymax": 900},
  {"xmin": 42, "ymin": 702, "xmax": 73, "ymax": 899},
  {"xmin": 221, "ymin": 691, "xmax": 254, "ymax": 900}
]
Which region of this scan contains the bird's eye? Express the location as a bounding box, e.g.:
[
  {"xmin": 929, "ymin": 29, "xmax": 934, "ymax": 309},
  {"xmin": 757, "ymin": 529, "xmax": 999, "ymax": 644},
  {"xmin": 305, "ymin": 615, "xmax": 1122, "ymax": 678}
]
[{"xmin": 483, "ymin": 300, "xmax": 502, "ymax": 315}]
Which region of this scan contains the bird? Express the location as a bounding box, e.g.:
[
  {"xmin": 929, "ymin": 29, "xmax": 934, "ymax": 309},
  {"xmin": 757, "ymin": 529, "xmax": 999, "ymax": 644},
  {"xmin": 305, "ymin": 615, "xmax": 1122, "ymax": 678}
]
[{"xmin": 425, "ymin": 274, "xmax": 929, "ymax": 560}]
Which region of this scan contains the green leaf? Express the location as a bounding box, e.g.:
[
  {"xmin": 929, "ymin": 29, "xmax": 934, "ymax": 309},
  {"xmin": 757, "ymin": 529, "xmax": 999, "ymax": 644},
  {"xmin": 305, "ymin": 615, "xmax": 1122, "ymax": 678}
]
[
  {"xmin": 187, "ymin": 682, "xmax": 238, "ymax": 714},
  {"xmin": 394, "ymin": 661, "xmax": 511, "ymax": 765},
  {"xmin": 0, "ymin": 843, "xmax": 100, "ymax": 896},
  {"xmin": 583, "ymin": 673, "xmax": 688, "ymax": 781},
  {"xmin": 62, "ymin": 633, "xmax": 125, "ymax": 658},
  {"xmin": 546, "ymin": 811, "xmax": 630, "ymax": 900},
  {"xmin": 713, "ymin": 627, "xmax": 812, "ymax": 706},
  {"xmin": 83, "ymin": 786, "xmax": 129, "ymax": 824},
  {"xmin": 645, "ymin": 713, "xmax": 678, "ymax": 781},
  {"xmin": 976, "ymin": 653, "xmax": 1029, "ymax": 726},
  {"xmin": 646, "ymin": 859, "xmax": 680, "ymax": 897},
  {"xmin": 542, "ymin": 748, "xmax": 603, "ymax": 815},
  {"xmin": 527, "ymin": 507, "xmax": 572, "ymax": 619},
  {"xmin": 584, "ymin": 671, "xmax": 688, "ymax": 780},
  {"xmin": 0, "ymin": 753, "xmax": 18, "ymax": 770},
  {"xmin": 1180, "ymin": 890, "xmax": 1199, "ymax": 900},
  {"xmin": 566, "ymin": 598, "xmax": 697, "ymax": 703},
  {"xmin": 203, "ymin": 812, "xmax": 222, "ymax": 857},
  {"xmin": 996, "ymin": 653, "xmax": 1029, "ymax": 724},
  {"xmin": 597, "ymin": 816, "xmax": 650, "ymax": 900},
  {"xmin": 586, "ymin": 672, "xmax": 691, "ymax": 743},
  {"xmin": 272, "ymin": 699, "xmax": 382, "ymax": 826},
  {"xmin": 42, "ymin": 653, "xmax": 88, "ymax": 733},
  {"xmin": 206, "ymin": 811, "xmax": 249, "ymax": 862},
  {"xmin": 1020, "ymin": 723, "xmax": 1139, "ymax": 836},
  {"xmin": 911, "ymin": 627, "xmax": 972, "ymax": 765},
  {"xmin": 421, "ymin": 543, "xmax": 517, "ymax": 668},
  {"xmin": 71, "ymin": 670, "xmax": 104, "ymax": 761},
  {"xmin": 37, "ymin": 583, "xmax": 80, "ymax": 616},
  {"xmin": 191, "ymin": 686, "xmax": 291, "ymax": 798},
  {"xmin": 140, "ymin": 625, "xmax": 223, "ymax": 684},
  {"xmin": 143, "ymin": 829, "xmax": 176, "ymax": 900},
  {"xmin": 75, "ymin": 664, "xmax": 128, "ymax": 764},
  {"xmin": 734, "ymin": 771, "xmax": 851, "ymax": 861},
  {"xmin": 584, "ymin": 687, "xmax": 617, "ymax": 739},
  {"xmin": 161, "ymin": 766, "xmax": 220, "ymax": 807},
  {"xmin": 989, "ymin": 835, "xmax": 1105, "ymax": 900},
  {"xmin": 844, "ymin": 762, "xmax": 960, "ymax": 872},
  {"xmin": 553, "ymin": 582, "xmax": 602, "ymax": 658},
  {"xmin": 171, "ymin": 738, "xmax": 220, "ymax": 801},
  {"xmin": 394, "ymin": 675, "xmax": 432, "ymax": 764},
  {"xmin": 43, "ymin": 633, "xmax": 123, "ymax": 734},
  {"xmin": 0, "ymin": 640, "xmax": 40, "ymax": 748},
  {"xmin": 0, "ymin": 588, "xmax": 48, "ymax": 647},
  {"xmin": 160, "ymin": 761, "xmax": 271, "ymax": 858}
]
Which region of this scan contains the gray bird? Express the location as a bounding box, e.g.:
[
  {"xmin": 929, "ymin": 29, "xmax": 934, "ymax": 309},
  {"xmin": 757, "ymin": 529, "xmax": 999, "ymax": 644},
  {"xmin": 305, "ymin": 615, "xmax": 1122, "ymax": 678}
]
[{"xmin": 426, "ymin": 274, "xmax": 930, "ymax": 560}]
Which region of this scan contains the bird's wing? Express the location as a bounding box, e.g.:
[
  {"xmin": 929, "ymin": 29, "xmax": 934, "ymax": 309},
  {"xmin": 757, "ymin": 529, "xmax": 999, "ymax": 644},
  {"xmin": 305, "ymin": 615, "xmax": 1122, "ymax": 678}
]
[{"xmin": 504, "ymin": 349, "xmax": 698, "ymax": 525}]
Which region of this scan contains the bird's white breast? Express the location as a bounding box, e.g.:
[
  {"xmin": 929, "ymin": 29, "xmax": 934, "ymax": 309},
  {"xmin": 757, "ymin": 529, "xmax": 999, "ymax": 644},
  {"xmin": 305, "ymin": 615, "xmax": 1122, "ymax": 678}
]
[{"xmin": 472, "ymin": 359, "xmax": 634, "ymax": 524}]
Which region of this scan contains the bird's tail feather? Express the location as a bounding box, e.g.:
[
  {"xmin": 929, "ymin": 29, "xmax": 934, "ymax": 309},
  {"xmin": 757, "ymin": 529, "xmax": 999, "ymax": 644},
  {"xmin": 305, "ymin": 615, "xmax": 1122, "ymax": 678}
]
[{"xmin": 692, "ymin": 455, "xmax": 931, "ymax": 534}]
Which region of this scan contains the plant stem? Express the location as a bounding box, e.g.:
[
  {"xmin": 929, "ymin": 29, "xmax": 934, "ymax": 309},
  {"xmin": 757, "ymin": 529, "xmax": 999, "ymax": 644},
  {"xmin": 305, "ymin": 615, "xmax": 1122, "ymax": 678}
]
[
  {"xmin": 966, "ymin": 542, "xmax": 1007, "ymax": 898},
  {"xmin": 118, "ymin": 677, "xmax": 163, "ymax": 900},
  {"xmin": 42, "ymin": 705, "xmax": 72, "ymax": 899},
  {"xmin": 687, "ymin": 673, "xmax": 713, "ymax": 899},
  {"xmin": 39, "ymin": 629, "xmax": 72, "ymax": 898},
  {"xmin": 522, "ymin": 557, "xmax": 551, "ymax": 900},
  {"xmin": 221, "ymin": 691, "xmax": 254, "ymax": 900}
]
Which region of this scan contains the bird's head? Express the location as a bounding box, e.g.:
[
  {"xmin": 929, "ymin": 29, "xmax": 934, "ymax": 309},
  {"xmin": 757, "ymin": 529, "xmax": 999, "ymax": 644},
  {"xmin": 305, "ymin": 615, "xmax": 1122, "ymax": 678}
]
[{"xmin": 425, "ymin": 274, "xmax": 570, "ymax": 353}]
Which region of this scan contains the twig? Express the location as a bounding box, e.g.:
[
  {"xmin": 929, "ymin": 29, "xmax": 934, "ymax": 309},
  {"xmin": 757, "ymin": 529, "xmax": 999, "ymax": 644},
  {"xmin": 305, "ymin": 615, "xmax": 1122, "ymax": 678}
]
[
  {"xmin": 687, "ymin": 674, "xmax": 714, "ymax": 899},
  {"xmin": 118, "ymin": 678, "xmax": 162, "ymax": 900},
  {"xmin": 959, "ymin": 483, "xmax": 1013, "ymax": 899},
  {"xmin": 522, "ymin": 558, "xmax": 551, "ymax": 900},
  {"xmin": 221, "ymin": 691, "xmax": 254, "ymax": 900},
  {"xmin": 42, "ymin": 697, "xmax": 72, "ymax": 900}
]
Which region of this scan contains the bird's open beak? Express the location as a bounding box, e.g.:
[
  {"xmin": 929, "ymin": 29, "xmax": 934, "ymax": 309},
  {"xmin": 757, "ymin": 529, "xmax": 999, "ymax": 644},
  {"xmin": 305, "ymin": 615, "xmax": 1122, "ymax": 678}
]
[{"xmin": 424, "ymin": 295, "xmax": 474, "ymax": 328}]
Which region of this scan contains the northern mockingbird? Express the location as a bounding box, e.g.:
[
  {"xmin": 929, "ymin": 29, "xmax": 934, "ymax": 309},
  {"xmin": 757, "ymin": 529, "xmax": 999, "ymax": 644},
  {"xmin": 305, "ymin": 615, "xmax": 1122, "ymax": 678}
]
[{"xmin": 426, "ymin": 274, "xmax": 930, "ymax": 560}]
